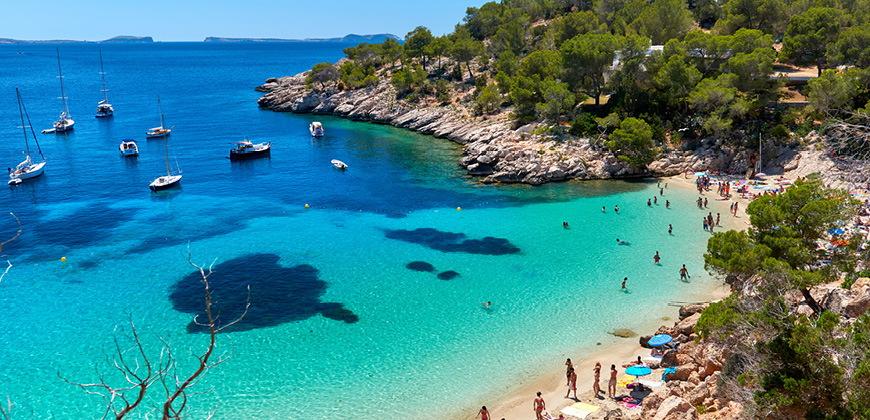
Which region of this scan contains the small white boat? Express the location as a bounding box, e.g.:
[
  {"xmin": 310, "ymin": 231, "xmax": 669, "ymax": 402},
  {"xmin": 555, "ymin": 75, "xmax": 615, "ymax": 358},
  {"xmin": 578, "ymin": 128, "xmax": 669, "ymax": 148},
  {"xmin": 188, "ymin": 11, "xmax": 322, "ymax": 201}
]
[
  {"xmin": 9, "ymin": 88, "xmax": 47, "ymax": 185},
  {"xmin": 149, "ymin": 133, "xmax": 182, "ymax": 191},
  {"xmin": 95, "ymin": 51, "xmax": 114, "ymax": 118},
  {"xmin": 229, "ymin": 139, "xmax": 272, "ymax": 160},
  {"xmin": 331, "ymin": 159, "xmax": 347, "ymax": 170},
  {"xmin": 119, "ymin": 140, "xmax": 139, "ymax": 157},
  {"xmin": 146, "ymin": 95, "xmax": 172, "ymax": 138},
  {"xmin": 310, "ymin": 122, "xmax": 324, "ymax": 137},
  {"xmin": 48, "ymin": 49, "xmax": 74, "ymax": 133}
]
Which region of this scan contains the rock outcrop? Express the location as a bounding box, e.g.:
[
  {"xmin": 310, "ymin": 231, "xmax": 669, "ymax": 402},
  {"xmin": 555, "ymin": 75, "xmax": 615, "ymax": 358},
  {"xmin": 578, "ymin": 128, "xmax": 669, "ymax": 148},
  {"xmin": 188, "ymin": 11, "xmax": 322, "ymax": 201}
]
[{"xmin": 256, "ymin": 72, "xmax": 794, "ymax": 185}]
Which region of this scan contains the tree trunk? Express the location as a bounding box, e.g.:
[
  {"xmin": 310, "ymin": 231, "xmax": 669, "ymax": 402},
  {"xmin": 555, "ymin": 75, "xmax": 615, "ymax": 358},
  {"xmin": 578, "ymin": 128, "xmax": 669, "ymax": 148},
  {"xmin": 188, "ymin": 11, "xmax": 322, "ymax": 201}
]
[
  {"xmin": 800, "ymin": 287, "xmax": 825, "ymax": 315},
  {"xmin": 466, "ymin": 61, "xmax": 475, "ymax": 79}
]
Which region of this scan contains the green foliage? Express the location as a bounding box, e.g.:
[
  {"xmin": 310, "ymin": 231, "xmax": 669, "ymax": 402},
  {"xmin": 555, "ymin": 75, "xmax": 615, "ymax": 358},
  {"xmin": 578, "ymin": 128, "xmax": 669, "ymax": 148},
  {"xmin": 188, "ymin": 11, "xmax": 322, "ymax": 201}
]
[
  {"xmin": 637, "ymin": 0, "xmax": 694, "ymax": 44},
  {"xmin": 435, "ymin": 79, "xmax": 452, "ymax": 103},
  {"xmin": 496, "ymin": 51, "xmax": 520, "ymax": 77},
  {"xmin": 553, "ymin": 11, "xmax": 606, "ymax": 47},
  {"xmin": 715, "ymin": 0, "xmax": 787, "ymax": 36},
  {"xmin": 491, "ymin": 16, "xmax": 527, "ymax": 56},
  {"xmin": 570, "ymin": 112, "xmax": 600, "ymax": 136},
  {"xmin": 307, "ymin": 62, "xmax": 341, "ymax": 90},
  {"xmin": 476, "ymin": 84, "xmax": 503, "ymax": 114},
  {"xmin": 829, "ymin": 24, "xmax": 870, "ymax": 68},
  {"xmin": 451, "ymin": 28, "xmax": 485, "ymax": 78},
  {"xmin": 520, "ymin": 50, "xmax": 563, "ymax": 80},
  {"xmin": 806, "ymin": 69, "xmax": 860, "ymax": 116},
  {"xmin": 535, "ymin": 79, "xmax": 576, "ymax": 120},
  {"xmin": 780, "ymin": 7, "xmax": 846, "ymax": 74},
  {"xmin": 560, "ymin": 33, "xmax": 617, "ymax": 106},
  {"xmin": 426, "ymin": 36, "xmax": 453, "ymax": 71},
  {"xmin": 494, "ymin": 71, "xmax": 512, "ymax": 94},
  {"xmin": 605, "ymin": 117, "xmax": 656, "ymax": 167},
  {"xmin": 392, "ymin": 64, "xmax": 428, "ymax": 96},
  {"xmin": 339, "ymin": 61, "xmax": 378, "ymax": 90}
]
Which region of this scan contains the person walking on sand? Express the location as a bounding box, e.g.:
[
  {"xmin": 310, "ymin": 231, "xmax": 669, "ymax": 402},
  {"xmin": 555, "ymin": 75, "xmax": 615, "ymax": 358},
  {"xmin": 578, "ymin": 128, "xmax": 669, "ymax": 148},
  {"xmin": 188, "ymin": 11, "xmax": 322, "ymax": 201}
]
[
  {"xmin": 593, "ymin": 362, "xmax": 602, "ymax": 398},
  {"xmin": 704, "ymin": 197, "xmax": 708, "ymax": 208},
  {"xmin": 534, "ymin": 392, "xmax": 546, "ymax": 420},
  {"xmin": 716, "ymin": 213, "xmax": 720, "ymax": 226},
  {"xmin": 477, "ymin": 406, "xmax": 490, "ymax": 420},
  {"xmin": 608, "ymin": 364, "xmax": 618, "ymax": 398},
  {"xmin": 733, "ymin": 202, "xmax": 739, "ymax": 216},
  {"xmin": 622, "ymin": 277, "xmax": 627, "ymax": 290},
  {"xmin": 565, "ymin": 358, "xmax": 573, "ymax": 384},
  {"xmin": 680, "ymin": 264, "xmax": 689, "ymax": 281},
  {"xmin": 565, "ymin": 367, "xmax": 578, "ymax": 399},
  {"xmin": 666, "ymin": 200, "xmax": 670, "ymax": 208}
]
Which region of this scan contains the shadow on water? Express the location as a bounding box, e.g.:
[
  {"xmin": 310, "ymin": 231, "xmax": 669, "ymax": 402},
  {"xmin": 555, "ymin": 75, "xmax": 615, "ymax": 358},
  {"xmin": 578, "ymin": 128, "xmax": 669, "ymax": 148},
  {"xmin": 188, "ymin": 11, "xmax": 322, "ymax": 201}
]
[
  {"xmin": 169, "ymin": 253, "xmax": 358, "ymax": 333},
  {"xmin": 383, "ymin": 228, "xmax": 520, "ymax": 255}
]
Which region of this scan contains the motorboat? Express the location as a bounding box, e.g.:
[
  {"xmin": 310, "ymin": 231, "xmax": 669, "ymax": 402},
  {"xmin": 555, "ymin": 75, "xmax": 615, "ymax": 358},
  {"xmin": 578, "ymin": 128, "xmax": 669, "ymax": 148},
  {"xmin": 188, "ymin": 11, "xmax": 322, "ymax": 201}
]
[
  {"xmin": 229, "ymin": 139, "xmax": 272, "ymax": 160},
  {"xmin": 331, "ymin": 159, "xmax": 347, "ymax": 170},
  {"xmin": 146, "ymin": 95, "xmax": 172, "ymax": 138},
  {"xmin": 310, "ymin": 121, "xmax": 324, "ymax": 137},
  {"xmin": 119, "ymin": 140, "xmax": 139, "ymax": 157},
  {"xmin": 95, "ymin": 50, "xmax": 114, "ymax": 118},
  {"xmin": 45, "ymin": 49, "xmax": 74, "ymax": 133},
  {"xmin": 9, "ymin": 88, "xmax": 46, "ymax": 185},
  {"xmin": 149, "ymin": 134, "xmax": 182, "ymax": 191}
]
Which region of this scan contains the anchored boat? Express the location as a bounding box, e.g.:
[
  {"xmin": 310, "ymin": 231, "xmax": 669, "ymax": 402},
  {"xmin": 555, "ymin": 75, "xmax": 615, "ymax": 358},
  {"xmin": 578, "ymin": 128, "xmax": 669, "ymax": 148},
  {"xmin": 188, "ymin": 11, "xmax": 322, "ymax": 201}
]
[
  {"xmin": 229, "ymin": 139, "xmax": 272, "ymax": 160},
  {"xmin": 95, "ymin": 50, "xmax": 114, "ymax": 118},
  {"xmin": 146, "ymin": 95, "xmax": 172, "ymax": 138},
  {"xmin": 9, "ymin": 88, "xmax": 46, "ymax": 185}
]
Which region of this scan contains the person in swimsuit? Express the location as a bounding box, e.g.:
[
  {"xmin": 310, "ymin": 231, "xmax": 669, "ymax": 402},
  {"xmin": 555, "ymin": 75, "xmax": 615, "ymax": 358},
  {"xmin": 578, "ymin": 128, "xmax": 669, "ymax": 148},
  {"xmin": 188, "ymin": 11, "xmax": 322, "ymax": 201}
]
[
  {"xmin": 622, "ymin": 277, "xmax": 627, "ymax": 290},
  {"xmin": 680, "ymin": 264, "xmax": 689, "ymax": 281},
  {"xmin": 647, "ymin": 199, "xmax": 652, "ymax": 207},
  {"xmin": 668, "ymin": 224, "xmax": 673, "ymax": 234},
  {"xmin": 608, "ymin": 364, "xmax": 618, "ymax": 398},
  {"xmin": 477, "ymin": 406, "xmax": 490, "ymax": 420},
  {"xmin": 654, "ymin": 196, "xmax": 658, "ymax": 204},
  {"xmin": 654, "ymin": 251, "xmax": 660, "ymax": 264},
  {"xmin": 534, "ymin": 392, "xmax": 546, "ymax": 420},
  {"xmin": 593, "ymin": 362, "xmax": 602, "ymax": 397},
  {"xmin": 481, "ymin": 301, "xmax": 492, "ymax": 310},
  {"xmin": 602, "ymin": 206, "xmax": 606, "ymax": 212},
  {"xmin": 565, "ymin": 358, "xmax": 573, "ymax": 384},
  {"xmin": 565, "ymin": 367, "xmax": 577, "ymax": 398},
  {"xmin": 615, "ymin": 205, "xmax": 619, "ymax": 212}
]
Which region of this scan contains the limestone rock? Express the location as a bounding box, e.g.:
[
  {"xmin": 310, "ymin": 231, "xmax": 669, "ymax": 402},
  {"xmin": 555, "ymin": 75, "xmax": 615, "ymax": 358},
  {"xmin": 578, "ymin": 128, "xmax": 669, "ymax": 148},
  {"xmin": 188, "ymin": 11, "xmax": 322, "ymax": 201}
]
[
  {"xmin": 673, "ymin": 363, "xmax": 699, "ymax": 381},
  {"xmin": 845, "ymin": 293, "xmax": 870, "ymax": 318},
  {"xmin": 679, "ymin": 304, "xmax": 709, "ymax": 320},
  {"xmin": 676, "ymin": 312, "xmax": 702, "ymax": 336},
  {"xmin": 687, "ymin": 382, "xmax": 711, "ymax": 405},
  {"xmin": 653, "ymin": 396, "xmax": 698, "ymax": 420}
]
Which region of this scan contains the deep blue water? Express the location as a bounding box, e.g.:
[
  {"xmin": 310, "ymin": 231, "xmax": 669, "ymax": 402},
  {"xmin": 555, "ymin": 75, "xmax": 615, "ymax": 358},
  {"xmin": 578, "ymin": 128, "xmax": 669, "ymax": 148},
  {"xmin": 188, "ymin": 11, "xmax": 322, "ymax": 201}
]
[{"xmin": 0, "ymin": 43, "xmax": 723, "ymax": 420}]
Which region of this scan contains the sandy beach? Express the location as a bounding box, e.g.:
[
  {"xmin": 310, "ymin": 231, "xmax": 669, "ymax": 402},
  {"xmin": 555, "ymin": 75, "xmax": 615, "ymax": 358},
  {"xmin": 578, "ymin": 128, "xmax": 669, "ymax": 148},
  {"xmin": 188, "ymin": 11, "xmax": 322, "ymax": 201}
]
[{"xmin": 461, "ymin": 174, "xmax": 748, "ymax": 420}]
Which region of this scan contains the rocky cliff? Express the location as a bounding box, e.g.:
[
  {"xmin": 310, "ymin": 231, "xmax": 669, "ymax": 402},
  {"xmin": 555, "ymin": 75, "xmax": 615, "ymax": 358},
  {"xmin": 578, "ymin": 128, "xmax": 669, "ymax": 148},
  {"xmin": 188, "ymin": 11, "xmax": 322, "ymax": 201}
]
[{"xmin": 257, "ymin": 71, "xmax": 796, "ymax": 185}]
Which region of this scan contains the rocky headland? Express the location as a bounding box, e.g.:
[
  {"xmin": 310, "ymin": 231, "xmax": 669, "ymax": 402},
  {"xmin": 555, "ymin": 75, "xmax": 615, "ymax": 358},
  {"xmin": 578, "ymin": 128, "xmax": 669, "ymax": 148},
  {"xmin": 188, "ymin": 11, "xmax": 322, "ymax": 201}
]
[{"xmin": 257, "ymin": 69, "xmax": 802, "ymax": 185}]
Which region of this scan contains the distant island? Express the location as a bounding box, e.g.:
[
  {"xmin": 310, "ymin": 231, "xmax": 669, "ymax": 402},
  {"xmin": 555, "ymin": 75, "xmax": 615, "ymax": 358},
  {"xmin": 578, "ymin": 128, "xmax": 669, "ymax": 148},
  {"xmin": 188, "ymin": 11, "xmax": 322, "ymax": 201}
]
[
  {"xmin": 203, "ymin": 34, "xmax": 400, "ymax": 43},
  {"xmin": 0, "ymin": 36, "xmax": 153, "ymax": 44}
]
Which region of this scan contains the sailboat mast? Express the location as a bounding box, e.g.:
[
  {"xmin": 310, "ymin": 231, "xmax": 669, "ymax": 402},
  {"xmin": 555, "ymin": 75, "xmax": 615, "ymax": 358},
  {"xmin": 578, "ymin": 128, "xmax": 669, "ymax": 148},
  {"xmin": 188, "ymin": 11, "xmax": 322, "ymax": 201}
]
[
  {"xmin": 164, "ymin": 139, "xmax": 171, "ymax": 177},
  {"xmin": 99, "ymin": 50, "xmax": 109, "ymax": 103},
  {"xmin": 158, "ymin": 96, "xmax": 166, "ymax": 128},
  {"xmin": 56, "ymin": 49, "xmax": 69, "ymax": 116},
  {"xmin": 16, "ymin": 88, "xmax": 31, "ymax": 157}
]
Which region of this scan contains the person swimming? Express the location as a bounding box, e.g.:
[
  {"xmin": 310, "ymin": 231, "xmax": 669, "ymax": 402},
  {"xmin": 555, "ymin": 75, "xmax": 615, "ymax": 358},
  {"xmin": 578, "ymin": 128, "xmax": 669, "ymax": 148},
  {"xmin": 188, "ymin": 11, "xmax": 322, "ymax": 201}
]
[
  {"xmin": 563, "ymin": 221, "xmax": 569, "ymax": 228},
  {"xmin": 481, "ymin": 301, "xmax": 492, "ymax": 309},
  {"xmin": 602, "ymin": 206, "xmax": 606, "ymax": 212},
  {"xmin": 617, "ymin": 238, "xmax": 629, "ymax": 245}
]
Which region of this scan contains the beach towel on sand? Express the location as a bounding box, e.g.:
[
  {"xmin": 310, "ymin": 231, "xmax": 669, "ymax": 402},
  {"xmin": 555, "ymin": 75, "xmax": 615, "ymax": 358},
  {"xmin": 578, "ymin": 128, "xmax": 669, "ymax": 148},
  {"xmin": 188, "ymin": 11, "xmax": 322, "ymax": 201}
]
[
  {"xmin": 560, "ymin": 402, "xmax": 601, "ymax": 419},
  {"xmin": 617, "ymin": 374, "xmax": 636, "ymax": 387}
]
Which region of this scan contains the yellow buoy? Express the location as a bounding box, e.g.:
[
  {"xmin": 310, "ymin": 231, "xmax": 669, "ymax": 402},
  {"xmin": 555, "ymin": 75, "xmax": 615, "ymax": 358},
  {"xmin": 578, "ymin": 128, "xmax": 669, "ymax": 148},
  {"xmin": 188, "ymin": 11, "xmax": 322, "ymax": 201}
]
[
  {"xmin": 61, "ymin": 257, "xmax": 66, "ymax": 262},
  {"xmin": 305, "ymin": 204, "xmax": 309, "ymax": 209},
  {"xmin": 457, "ymin": 207, "xmax": 461, "ymax": 211}
]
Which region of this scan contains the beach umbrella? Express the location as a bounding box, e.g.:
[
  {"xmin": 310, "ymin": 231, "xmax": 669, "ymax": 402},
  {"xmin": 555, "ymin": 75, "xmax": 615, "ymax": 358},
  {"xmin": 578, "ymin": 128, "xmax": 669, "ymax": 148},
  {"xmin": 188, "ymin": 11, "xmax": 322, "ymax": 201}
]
[
  {"xmin": 624, "ymin": 365, "xmax": 652, "ymax": 377},
  {"xmin": 829, "ymin": 228, "xmax": 845, "ymax": 235},
  {"xmin": 647, "ymin": 334, "xmax": 673, "ymax": 347},
  {"xmin": 694, "ymin": 172, "xmax": 707, "ymax": 177}
]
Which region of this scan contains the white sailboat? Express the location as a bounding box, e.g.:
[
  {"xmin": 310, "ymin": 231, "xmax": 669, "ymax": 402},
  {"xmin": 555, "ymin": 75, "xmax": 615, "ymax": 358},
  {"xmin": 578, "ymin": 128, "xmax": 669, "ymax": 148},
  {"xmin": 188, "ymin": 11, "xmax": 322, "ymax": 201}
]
[
  {"xmin": 9, "ymin": 88, "xmax": 46, "ymax": 185},
  {"xmin": 146, "ymin": 95, "xmax": 172, "ymax": 138},
  {"xmin": 95, "ymin": 50, "xmax": 114, "ymax": 118},
  {"xmin": 149, "ymin": 137, "xmax": 182, "ymax": 191},
  {"xmin": 43, "ymin": 48, "xmax": 74, "ymax": 133}
]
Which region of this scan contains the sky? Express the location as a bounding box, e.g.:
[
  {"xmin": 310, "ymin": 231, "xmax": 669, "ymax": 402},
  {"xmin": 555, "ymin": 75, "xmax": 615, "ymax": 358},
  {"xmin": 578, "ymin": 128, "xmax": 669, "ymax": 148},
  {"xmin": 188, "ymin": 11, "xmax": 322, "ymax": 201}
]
[{"xmin": 1, "ymin": 0, "xmax": 488, "ymax": 42}]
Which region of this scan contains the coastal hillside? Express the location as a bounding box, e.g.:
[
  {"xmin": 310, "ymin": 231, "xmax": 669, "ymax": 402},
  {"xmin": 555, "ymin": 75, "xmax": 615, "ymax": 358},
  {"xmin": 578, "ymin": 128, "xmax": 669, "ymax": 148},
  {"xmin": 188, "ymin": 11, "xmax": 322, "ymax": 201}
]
[
  {"xmin": 0, "ymin": 36, "xmax": 153, "ymax": 43},
  {"xmin": 258, "ymin": 0, "xmax": 870, "ymax": 184}
]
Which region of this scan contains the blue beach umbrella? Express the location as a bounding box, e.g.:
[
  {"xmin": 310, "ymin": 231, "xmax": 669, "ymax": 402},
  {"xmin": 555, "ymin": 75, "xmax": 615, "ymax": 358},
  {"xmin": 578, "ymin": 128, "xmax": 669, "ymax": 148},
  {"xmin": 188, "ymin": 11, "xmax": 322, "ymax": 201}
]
[
  {"xmin": 625, "ymin": 365, "xmax": 652, "ymax": 377},
  {"xmin": 829, "ymin": 228, "xmax": 845, "ymax": 235},
  {"xmin": 647, "ymin": 334, "xmax": 673, "ymax": 347}
]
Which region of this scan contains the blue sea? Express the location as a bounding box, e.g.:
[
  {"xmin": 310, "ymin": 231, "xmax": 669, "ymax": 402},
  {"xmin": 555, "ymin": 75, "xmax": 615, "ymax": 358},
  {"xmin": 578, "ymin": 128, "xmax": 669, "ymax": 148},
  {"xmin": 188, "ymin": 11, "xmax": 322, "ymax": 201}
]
[{"xmin": 0, "ymin": 42, "xmax": 721, "ymax": 419}]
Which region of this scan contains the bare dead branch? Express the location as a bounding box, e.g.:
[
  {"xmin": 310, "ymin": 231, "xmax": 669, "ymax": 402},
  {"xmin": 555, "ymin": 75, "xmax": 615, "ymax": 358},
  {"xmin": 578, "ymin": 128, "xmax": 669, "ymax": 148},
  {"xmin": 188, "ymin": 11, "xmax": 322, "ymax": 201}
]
[{"xmin": 0, "ymin": 213, "xmax": 21, "ymax": 256}]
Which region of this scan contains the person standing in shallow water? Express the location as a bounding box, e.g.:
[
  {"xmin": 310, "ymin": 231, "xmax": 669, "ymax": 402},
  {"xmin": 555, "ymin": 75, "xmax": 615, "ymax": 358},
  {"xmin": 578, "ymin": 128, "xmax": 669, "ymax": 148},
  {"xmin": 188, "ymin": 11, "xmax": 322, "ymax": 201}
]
[
  {"xmin": 615, "ymin": 205, "xmax": 619, "ymax": 213},
  {"xmin": 534, "ymin": 392, "xmax": 546, "ymax": 420},
  {"xmin": 622, "ymin": 277, "xmax": 627, "ymax": 289},
  {"xmin": 669, "ymin": 224, "xmax": 673, "ymax": 234},
  {"xmin": 680, "ymin": 264, "xmax": 690, "ymax": 281},
  {"xmin": 602, "ymin": 206, "xmax": 606, "ymax": 213}
]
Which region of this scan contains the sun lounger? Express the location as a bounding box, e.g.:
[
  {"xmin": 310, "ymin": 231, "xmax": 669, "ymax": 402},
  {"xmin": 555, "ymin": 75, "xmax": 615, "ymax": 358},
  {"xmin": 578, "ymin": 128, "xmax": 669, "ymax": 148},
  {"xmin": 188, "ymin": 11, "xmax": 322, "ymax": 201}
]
[
  {"xmin": 617, "ymin": 374, "xmax": 636, "ymax": 387},
  {"xmin": 642, "ymin": 355, "xmax": 662, "ymax": 363}
]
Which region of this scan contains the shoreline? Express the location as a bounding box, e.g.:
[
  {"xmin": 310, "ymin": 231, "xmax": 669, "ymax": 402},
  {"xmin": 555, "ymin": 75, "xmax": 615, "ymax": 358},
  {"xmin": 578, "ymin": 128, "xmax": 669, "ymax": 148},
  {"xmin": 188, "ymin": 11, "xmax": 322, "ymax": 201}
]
[{"xmin": 448, "ymin": 174, "xmax": 747, "ymax": 420}]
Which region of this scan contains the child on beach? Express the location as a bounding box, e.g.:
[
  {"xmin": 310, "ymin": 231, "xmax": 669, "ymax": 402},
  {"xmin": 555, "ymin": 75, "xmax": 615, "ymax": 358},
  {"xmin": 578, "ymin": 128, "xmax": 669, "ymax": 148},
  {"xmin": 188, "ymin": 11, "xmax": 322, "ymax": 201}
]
[
  {"xmin": 621, "ymin": 277, "xmax": 627, "ymax": 289},
  {"xmin": 565, "ymin": 367, "xmax": 577, "ymax": 399}
]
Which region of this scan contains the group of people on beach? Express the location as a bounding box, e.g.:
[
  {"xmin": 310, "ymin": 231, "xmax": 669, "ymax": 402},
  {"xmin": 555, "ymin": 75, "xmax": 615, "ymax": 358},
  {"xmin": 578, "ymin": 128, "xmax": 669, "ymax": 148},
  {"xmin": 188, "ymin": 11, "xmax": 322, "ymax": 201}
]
[{"xmin": 702, "ymin": 212, "xmax": 720, "ymax": 232}]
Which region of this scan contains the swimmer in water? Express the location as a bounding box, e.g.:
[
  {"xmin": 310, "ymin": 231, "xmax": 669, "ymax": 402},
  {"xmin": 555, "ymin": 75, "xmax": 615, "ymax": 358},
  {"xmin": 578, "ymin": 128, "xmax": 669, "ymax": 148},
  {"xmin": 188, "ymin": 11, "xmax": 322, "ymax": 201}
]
[
  {"xmin": 668, "ymin": 224, "xmax": 673, "ymax": 234},
  {"xmin": 616, "ymin": 238, "xmax": 629, "ymax": 245},
  {"xmin": 481, "ymin": 301, "xmax": 492, "ymax": 309},
  {"xmin": 621, "ymin": 277, "xmax": 627, "ymax": 289},
  {"xmin": 563, "ymin": 222, "xmax": 569, "ymax": 228},
  {"xmin": 615, "ymin": 205, "xmax": 619, "ymax": 212},
  {"xmin": 654, "ymin": 251, "xmax": 660, "ymax": 263},
  {"xmin": 602, "ymin": 206, "xmax": 606, "ymax": 212}
]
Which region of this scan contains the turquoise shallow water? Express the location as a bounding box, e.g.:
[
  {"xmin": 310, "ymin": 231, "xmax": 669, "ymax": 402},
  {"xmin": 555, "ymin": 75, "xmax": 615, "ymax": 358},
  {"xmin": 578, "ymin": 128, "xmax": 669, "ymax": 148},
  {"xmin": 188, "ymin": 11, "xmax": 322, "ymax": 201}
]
[{"xmin": 0, "ymin": 43, "xmax": 720, "ymax": 419}]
